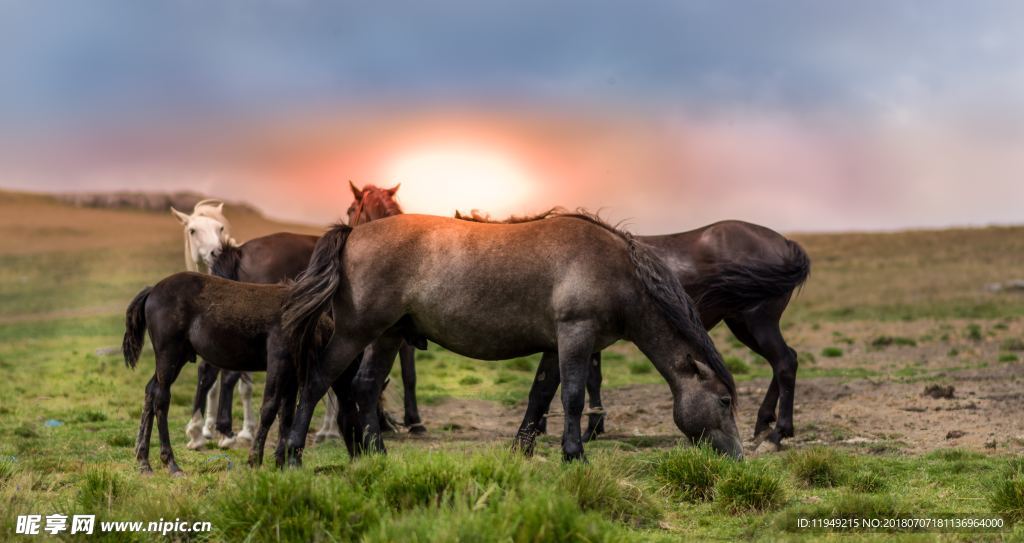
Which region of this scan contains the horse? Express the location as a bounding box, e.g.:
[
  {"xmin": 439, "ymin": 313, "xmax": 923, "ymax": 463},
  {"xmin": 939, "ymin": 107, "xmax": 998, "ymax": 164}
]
[
  {"xmin": 345, "ymin": 181, "xmax": 425, "ymax": 434},
  {"xmin": 122, "ymin": 272, "xmax": 333, "ymax": 474},
  {"xmin": 280, "ymin": 210, "xmax": 742, "ymax": 465},
  {"xmin": 506, "ymin": 219, "xmax": 810, "ymax": 447}
]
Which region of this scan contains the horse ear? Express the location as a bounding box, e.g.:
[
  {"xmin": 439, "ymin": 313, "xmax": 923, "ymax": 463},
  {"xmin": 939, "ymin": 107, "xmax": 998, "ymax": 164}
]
[
  {"xmin": 171, "ymin": 207, "xmax": 190, "ymax": 225},
  {"xmin": 454, "ymin": 210, "xmax": 464, "ymax": 219},
  {"xmin": 387, "ymin": 183, "xmax": 401, "ymax": 195},
  {"xmin": 215, "ymin": 202, "xmax": 224, "ymax": 213},
  {"xmin": 349, "ymin": 180, "xmax": 363, "ymax": 199},
  {"xmin": 684, "ymin": 353, "xmax": 716, "ymax": 381}
]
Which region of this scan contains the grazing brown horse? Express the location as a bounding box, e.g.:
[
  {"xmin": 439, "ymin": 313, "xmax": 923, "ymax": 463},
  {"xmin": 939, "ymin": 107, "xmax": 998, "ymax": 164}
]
[
  {"xmin": 501, "ymin": 219, "xmax": 811, "ymax": 446},
  {"xmin": 281, "ymin": 211, "xmax": 742, "ymax": 465},
  {"xmin": 122, "ymin": 273, "xmax": 332, "ymax": 474}
]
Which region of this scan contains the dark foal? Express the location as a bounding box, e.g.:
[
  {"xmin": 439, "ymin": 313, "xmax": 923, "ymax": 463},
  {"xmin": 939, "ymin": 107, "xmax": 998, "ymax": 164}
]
[
  {"xmin": 281, "ymin": 211, "xmax": 742, "ymax": 466},
  {"xmin": 122, "ymin": 272, "xmax": 330, "ymax": 474},
  {"xmin": 513, "ymin": 220, "xmax": 810, "ymax": 446}
]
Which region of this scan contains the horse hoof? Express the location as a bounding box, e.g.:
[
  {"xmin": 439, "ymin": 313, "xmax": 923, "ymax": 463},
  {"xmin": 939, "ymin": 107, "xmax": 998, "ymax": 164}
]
[
  {"xmin": 218, "ymin": 436, "xmax": 237, "ymax": 449},
  {"xmin": 407, "ymin": 423, "xmax": 427, "ymax": 435},
  {"xmin": 201, "ymin": 428, "xmax": 215, "ymax": 440},
  {"xmin": 170, "ymin": 470, "xmax": 186, "ymax": 478},
  {"xmin": 185, "ymin": 439, "xmax": 206, "ymax": 451},
  {"xmin": 236, "ymin": 428, "xmax": 254, "ymax": 442}
]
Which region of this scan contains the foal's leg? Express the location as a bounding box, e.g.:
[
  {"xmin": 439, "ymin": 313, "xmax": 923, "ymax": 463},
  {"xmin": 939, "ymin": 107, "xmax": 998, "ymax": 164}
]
[
  {"xmin": 250, "ymin": 364, "xmax": 285, "ymax": 468},
  {"xmin": 215, "ymin": 371, "xmax": 243, "ymax": 447},
  {"xmin": 187, "ymin": 361, "xmax": 218, "ymax": 450},
  {"xmin": 153, "ymin": 350, "xmax": 189, "ymax": 476},
  {"xmin": 273, "ymin": 371, "xmax": 299, "ymax": 468},
  {"xmin": 582, "ymin": 352, "xmax": 606, "ymax": 442},
  {"xmin": 136, "ymin": 376, "xmax": 158, "ymax": 473},
  {"xmin": 313, "ymin": 390, "xmax": 342, "ymax": 443},
  {"xmin": 237, "ymin": 372, "xmax": 257, "ymax": 442},
  {"xmin": 202, "ymin": 370, "xmax": 221, "ymax": 440},
  {"xmin": 352, "ymin": 333, "xmax": 404, "ymax": 454},
  {"xmin": 284, "ymin": 336, "xmax": 372, "ymax": 467},
  {"xmin": 514, "ymin": 351, "xmax": 561, "ymax": 455},
  {"xmin": 556, "ymin": 322, "xmax": 596, "ymax": 462},
  {"xmin": 398, "ymin": 342, "xmax": 426, "ymax": 434},
  {"xmin": 331, "ymin": 355, "xmax": 364, "ymax": 458}
]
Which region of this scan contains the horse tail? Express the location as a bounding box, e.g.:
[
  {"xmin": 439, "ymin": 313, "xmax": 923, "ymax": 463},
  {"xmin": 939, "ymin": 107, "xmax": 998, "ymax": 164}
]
[
  {"xmin": 693, "ymin": 239, "xmax": 811, "ymax": 310},
  {"xmin": 122, "ymin": 286, "xmax": 153, "ymax": 369},
  {"xmin": 282, "ymin": 223, "xmax": 352, "ymax": 373},
  {"xmin": 624, "ymin": 235, "xmax": 736, "ymax": 402}
]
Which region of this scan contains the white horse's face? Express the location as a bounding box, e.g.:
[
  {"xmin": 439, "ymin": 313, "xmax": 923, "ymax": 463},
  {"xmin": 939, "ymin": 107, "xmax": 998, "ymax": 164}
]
[{"xmin": 185, "ymin": 215, "xmax": 228, "ymax": 268}]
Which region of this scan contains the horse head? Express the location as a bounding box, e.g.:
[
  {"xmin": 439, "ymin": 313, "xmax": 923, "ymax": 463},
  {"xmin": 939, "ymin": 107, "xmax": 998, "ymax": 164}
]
[
  {"xmin": 171, "ymin": 199, "xmax": 236, "ymax": 272},
  {"xmin": 347, "ymin": 181, "xmax": 403, "ymax": 226}
]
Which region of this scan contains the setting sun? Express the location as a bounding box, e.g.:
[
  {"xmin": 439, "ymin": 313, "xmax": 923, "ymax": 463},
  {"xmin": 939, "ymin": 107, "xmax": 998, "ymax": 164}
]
[{"xmin": 384, "ymin": 147, "xmax": 535, "ymax": 217}]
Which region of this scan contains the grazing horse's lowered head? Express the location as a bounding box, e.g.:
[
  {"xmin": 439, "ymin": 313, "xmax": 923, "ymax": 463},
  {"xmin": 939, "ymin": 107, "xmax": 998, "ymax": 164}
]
[
  {"xmin": 347, "ymin": 181, "xmax": 402, "ymax": 226},
  {"xmin": 171, "ymin": 199, "xmax": 237, "ymax": 271}
]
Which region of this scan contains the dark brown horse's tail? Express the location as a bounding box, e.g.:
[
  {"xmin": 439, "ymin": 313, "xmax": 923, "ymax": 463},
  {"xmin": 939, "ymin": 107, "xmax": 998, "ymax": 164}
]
[
  {"xmin": 281, "ymin": 223, "xmax": 352, "ymax": 373},
  {"xmin": 624, "ymin": 235, "xmax": 737, "ymax": 403},
  {"xmin": 122, "ymin": 286, "xmax": 152, "ymax": 369},
  {"xmin": 693, "ymin": 239, "xmax": 811, "ymax": 311}
]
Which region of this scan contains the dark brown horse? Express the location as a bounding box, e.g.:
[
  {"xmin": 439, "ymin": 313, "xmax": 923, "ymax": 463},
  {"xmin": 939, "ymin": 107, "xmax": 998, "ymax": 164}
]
[
  {"xmin": 281, "ymin": 211, "xmax": 742, "ymax": 465},
  {"xmin": 122, "ymin": 273, "xmax": 332, "ymax": 474},
  {"xmin": 504, "ymin": 219, "xmax": 810, "ymax": 446}
]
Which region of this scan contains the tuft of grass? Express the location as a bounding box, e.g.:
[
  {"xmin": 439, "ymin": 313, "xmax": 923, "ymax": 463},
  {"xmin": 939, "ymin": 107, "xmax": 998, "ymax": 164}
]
[
  {"xmin": 999, "ymin": 353, "xmax": 1019, "ymax": 363},
  {"xmin": 72, "ymin": 409, "xmax": 108, "ymax": 423},
  {"xmin": 1000, "ymin": 338, "xmax": 1024, "ymax": 352},
  {"xmin": 723, "ymin": 356, "xmax": 751, "ymax": 375},
  {"xmin": 847, "ymin": 470, "xmax": 888, "ymax": 493},
  {"xmin": 75, "ymin": 469, "xmax": 135, "ymax": 512},
  {"xmin": 870, "ymin": 335, "xmax": 917, "ymax": 348},
  {"xmin": 628, "ymin": 360, "xmax": 653, "ymax": 375},
  {"xmin": 458, "ymin": 375, "xmax": 483, "ymax": 386},
  {"xmin": 991, "ymin": 460, "xmax": 1024, "ymax": 523},
  {"xmin": 966, "ymin": 323, "xmax": 983, "ymax": 341},
  {"xmin": 105, "ymin": 433, "xmax": 134, "ymax": 448},
  {"xmin": 788, "ymin": 447, "xmax": 849, "ymax": 488},
  {"xmin": 13, "ymin": 424, "xmax": 38, "ymax": 439},
  {"xmin": 776, "ymin": 492, "xmax": 916, "ymax": 532},
  {"xmin": 560, "ymin": 463, "xmax": 660, "ymax": 527},
  {"xmin": 211, "ymin": 470, "xmax": 382, "ymax": 542},
  {"xmin": 716, "ymin": 463, "xmax": 785, "ymax": 513},
  {"xmin": 821, "ymin": 346, "xmax": 844, "ymax": 358},
  {"xmin": 0, "ymin": 458, "xmax": 15, "ymax": 485},
  {"xmin": 646, "ymin": 444, "xmax": 731, "ymax": 502}
]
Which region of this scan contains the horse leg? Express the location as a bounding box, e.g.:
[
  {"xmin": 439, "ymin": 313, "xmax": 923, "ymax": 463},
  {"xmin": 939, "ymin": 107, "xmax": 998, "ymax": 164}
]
[
  {"xmin": 514, "ymin": 351, "xmax": 561, "ymax": 456},
  {"xmin": 352, "ymin": 333, "xmax": 403, "ymax": 454},
  {"xmin": 556, "ymin": 323, "xmax": 595, "ymax": 462},
  {"xmin": 215, "ymin": 371, "xmax": 242, "ymax": 448},
  {"xmin": 314, "ymin": 390, "xmax": 342, "ymax": 443},
  {"xmin": 726, "ymin": 296, "xmax": 798, "ymax": 445},
  {"xmin": 202, "ymin": 370, "xmax": 221, "ymax": 440},
  {"xmin": 186, "ymin": 361, "xmax": 218, "ymax": 450},
  {"xmin": 284, "ymin": 336, "xmax": 370, "ymax": 467},
  {"xmin": 237, "ymin": 372, "xmax": 256, "ymax": 442},
  {"xmin": 273, "ymin": 370, "xmax": 299, "ymax": 468},
  {"xmin": 250, "ymin": 364, "xmax": 285, "ymax": 468},
  {"xmin": 331, "ymin": 357, "xmax": 363, "ymax": 458},
  {"xmin": 154, "ymin": 349, "xmax": 188, "ymax": 476},
  {"xmin": 136, "ymin": 376, "xmax": 157, "ymax": 473},
  {"xmin": 582, "ymin": 352, "xmax": 606, "ymax": 442},
  {"xmin": 398, "ymin": 342, "xmax": 426, "ymax": 434}
]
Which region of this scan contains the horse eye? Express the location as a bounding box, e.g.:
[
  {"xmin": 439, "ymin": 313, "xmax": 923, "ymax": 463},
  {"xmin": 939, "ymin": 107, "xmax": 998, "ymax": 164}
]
[
  {"xmin": 189, "ymin": 228, "xmax": 195, "ymax": 235},
  {"xmin": 719, "ymin": 396, "xmax": 732, "ymax": 409},
  {"xmin": 219, "ymin": 226, "xmax": 224, "ymax": 232}
]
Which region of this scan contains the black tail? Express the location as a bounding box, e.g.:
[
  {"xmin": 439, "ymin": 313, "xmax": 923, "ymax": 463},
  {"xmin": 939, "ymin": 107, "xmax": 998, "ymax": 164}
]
[
  {"xmin": 692, "ymin": 239, "xmax": 811, "ymax": 311},
  {"xmin": 281, "ymin": 223, "xmax": 352, "ymax": 373},
  {"xmin": 122, "ymin": 286, "xmax": 152, "ymax": 369},
  {"xmin": 625, "ymin": 234, "xmax": 737, "ymax": 403}
]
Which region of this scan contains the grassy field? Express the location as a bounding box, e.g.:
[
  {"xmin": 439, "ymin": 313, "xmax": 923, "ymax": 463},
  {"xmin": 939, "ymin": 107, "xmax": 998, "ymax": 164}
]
[{"xmin": 1, "ymin": 189, "xmax": 1023, "ymax": 541}]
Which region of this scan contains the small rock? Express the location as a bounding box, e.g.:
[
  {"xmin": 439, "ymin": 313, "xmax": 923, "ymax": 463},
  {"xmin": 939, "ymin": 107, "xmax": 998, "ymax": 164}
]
[
  {"xmin": 923, "ymin": 385, "xmax": 955, "ymax": 399},
  {"xmin": 753, "ymin": 440, "xmax": 781, "ymax": 455},
  {"xmin": 946, "ymin": 430, "xmax": 966, "ymax": 440}
]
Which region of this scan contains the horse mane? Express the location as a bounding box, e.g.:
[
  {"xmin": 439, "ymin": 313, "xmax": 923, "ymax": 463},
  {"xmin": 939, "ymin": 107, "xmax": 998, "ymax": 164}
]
[
  {"xmin": 210, "ymin": 243, "xmax": 243, "ymax": 281},
  {"xmin": 455, "ymin": 206, "xmax": 736, "ymax": 403}
]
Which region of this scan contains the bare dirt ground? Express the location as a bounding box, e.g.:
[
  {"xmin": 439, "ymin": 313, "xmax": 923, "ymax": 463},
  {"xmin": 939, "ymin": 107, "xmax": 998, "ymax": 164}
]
[{"xmin": 383, "ymin": 319, "xmax": 1024, "ymax": 456}]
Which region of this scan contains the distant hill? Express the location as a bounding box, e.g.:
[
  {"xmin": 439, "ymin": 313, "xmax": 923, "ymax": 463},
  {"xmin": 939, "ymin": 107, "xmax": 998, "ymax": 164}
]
[{"xmin": 52, "ymin": 190, "xmax": 262, "ymax": 215}]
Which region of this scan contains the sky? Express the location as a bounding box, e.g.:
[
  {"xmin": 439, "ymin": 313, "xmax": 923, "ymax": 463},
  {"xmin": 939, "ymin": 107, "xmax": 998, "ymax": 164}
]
[{"xmin": 1, "ymin": 1, "xmax": 1023, "ymax": 233}]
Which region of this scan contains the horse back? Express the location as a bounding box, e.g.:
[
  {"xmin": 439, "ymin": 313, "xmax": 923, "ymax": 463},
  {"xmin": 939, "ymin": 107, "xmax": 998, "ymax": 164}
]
[{"xmin": 237, "ymin": 232, "xmax": 319, "ymax": 283}]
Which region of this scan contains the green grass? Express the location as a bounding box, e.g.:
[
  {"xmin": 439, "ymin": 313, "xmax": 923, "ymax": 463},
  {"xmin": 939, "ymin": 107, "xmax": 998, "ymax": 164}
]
[{"xmin": 821, "ymin": 346, "xmax": 844, "ymax": 358}]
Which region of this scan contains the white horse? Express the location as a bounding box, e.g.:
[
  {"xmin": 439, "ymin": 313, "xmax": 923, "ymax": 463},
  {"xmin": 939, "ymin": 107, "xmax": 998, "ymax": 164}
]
[
  {"xmin": 171, "ymin": 199, "xmax": 342, "ymax": 448},
  {"xmin": 171, "ymin": 200, "xmax": 257, "ymax": 449}
]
